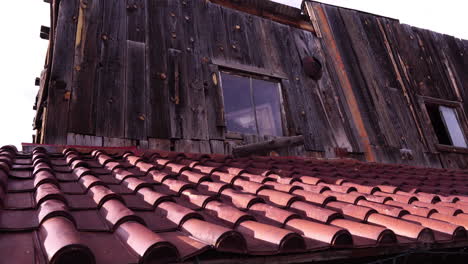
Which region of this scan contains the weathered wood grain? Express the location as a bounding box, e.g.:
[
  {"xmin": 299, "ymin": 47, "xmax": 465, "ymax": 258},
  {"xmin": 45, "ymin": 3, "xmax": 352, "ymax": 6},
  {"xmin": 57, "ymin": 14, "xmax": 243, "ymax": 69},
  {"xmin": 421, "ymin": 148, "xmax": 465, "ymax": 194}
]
[
  {"xmin": 95, "ymin": 0, "xmax": 127, "ymax": 137},
  {"xmin": 69, "ymin": 0, "xmax": 103, "ymax": 134},
  {"xmin": 44, "ymin": 0, "xmax": 79, "ymax": 144}
]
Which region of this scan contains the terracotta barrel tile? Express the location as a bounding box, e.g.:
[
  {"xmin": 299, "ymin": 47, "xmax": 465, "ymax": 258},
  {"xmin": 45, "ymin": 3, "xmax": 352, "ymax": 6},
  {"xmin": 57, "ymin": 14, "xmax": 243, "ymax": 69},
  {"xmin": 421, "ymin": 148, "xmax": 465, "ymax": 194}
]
[
  {"xmin": 323, "ymin": 190, "xmax": 364, "ymax": 204},
  {"xmin": 177, "ymin": 159, "xmax": 200, "ymax": 168},
  {"xmin": 286, "ymin": 219, "xmax": 353, "ymax": 246},
  {"xmin": 249, "ymin": 203, "xmax": 300, "ymax": 226},
  {"xmin": 357, "ymin": 200, "xmax": 408, "ymax": 218},
  {"xmin": 401, "ymin": 214, "xmax": 466, "ymax": 240},
  {"xmin": 374, "ymin": 191, "xmax": 417, "ymax": 204},
  {"xmin": 161, "ymin": 179, "xmax": 195, "ymax": 195},
  {"xmin": 211, "ymin": 171, "xmax": 239, "ymax": 184},
  {"xmin": 70, "ymin": 159, "xmax": 89, "ymax": 170},
  {"xmin": 290, "ymin": 201, "xmax": 342, "ymax": 223},
  {"xmin": 239, "ymin": 173, "xmax": 269, "ymax": 183},
  {"xmin": 330, "ymin": 219, "xmax": 396, "ymax": 244},
  {"xmin": 33, "ymin": 170, "xmax": 58, "ymax": 188},
  {"xmin": 220, "ymin": 188, "xmax": 264, "ymax": 209},
  {"xmin": 125, "ymin": 155, "xmax": 143, "ymax": 166},
  {"xmin": 367, "ymin": 213, "xmax": 434, "ymax": 242},
  {"xmin": 385, "ymin": 200, "xmax": 436, "ymax": 217},
  {"xmin": 236, "ymin": 220, "xmax": 305, "ymax": 252},
  {"xmin": 269, "ymin": 174, "xmax": 299, "ymax": 185},
  {"xmin": 97, "ymin": 154, "xmax": 114, "ymax": 166},
  {"xmin": 292, "ymin": 190, "xmax": 336, "ymax": 206},
  {"xmin": 148, "ymin": 170, "xmax": 173, "ymax": 183},
  {"xmin": 100, "ymin": 199, "xmax": 144, "ymax": 230},
  {"xmin": 292, "ymin": 182, "xmax": 329, "ymax": 193},
  {"xmin": 153, "ymin": 158, "xmax": 172, "ymax": 168},
  {"xmin": 234, "ymin": 179, "xmax": 269, "ymax": 194},
  {"xmin": 204, "ymin": 200, "xmax": 255, "ymax": 228},
  {"xmin": 198, "ymin": 181, "xmax": 231, "ymax": 196},
  {"xmin": 72, "ymin": 167, "xmax": 94, "ymax": 179},
  {"xmin": 104, "ymin": 161, "xmax": 124, "ymax": 172},
  {"xmin": 326, "ymin": 201, "xmax": 376, "ymax": 221},
  {"xmin": 179, "ymin": 170, "xmax": 210, "ymax": 184},
  {"xmin": 437, "ymin": 201, "xmax": 468, "ymax": 213},
  {"xmin": 430, "ymin": 213, "xmax": 468, "ymax": 229},
  {"xmin": 412, "ymin": 201, "xmax": 462, "ymax": 216},
  {"xmin": 220, "ymin": 166, "xmax": 246, "ymax": 176},
  {"xmin": 38, "ymin": 199, "xmax": 74, "ymax": 225},
  {"xmin": 156, "ymin": 201, "xmax": 202, "ymax": 226},
  {"xmin": 182, "ymin": 218, "xmax": 247, "ymax": 253},
  {"xmin": 137, "ymin": 187, "xmax": 173, "ymax": 207},
  {"xmin": 122, "ymin": 177, "xmax": 153, "ymax": 192},
  {"xmin": 65, "ymin": 153, "xmax": 80, "ymax": 165},
  {"xmin": 35, "ymin": 183, "xmax": 66, "ymax": 206},
  {"xmin": 411, "ymin": 192, "xmax": 441, "ymax": 204},
  {"xmin": 264, "ymin": 181, "xmax": 301, "ymax": 193},
  {"xmin": 115, "ymin": 221, "xmax": 179, "ymax": 263},
  {"xmin": 180, "ymin": 189, "xmax": 216, "ymax": 208},
  {"xmin": 112, "ymin": 168, "xmax": 136, "ymax": 182},
  {"xmin": 360, "ymin": 194, "xmax": 392, "ymax": 204},
  {"xmin": 135, "ymin": 161, "xmax": 158, "ymax": 175},
  {"xmin": 165, "ymin": 163, "xmax": 190, "ymax": 175},
  {"xmin": 376, "ymin": 185, "xmax": 399, "ymax": 194},
  {"xmin": 299, "ymin": 176, "xmax": 323, "ymax": 185},
  {"xmin": 257, "ymin": 189, "xmax": 302, "ymax": 208},
  {"xmin": 33, "ymin": 162, "xmax": 54, "ymax": 176},
  {"xmin": 79, "ymin": 175, "xmax": 106, "ymax": 191},
  {"xmin": 39, "ymin": 217, "xmax": 95, "ymax": 264},
  {"xmin": 342, "ymin": 182, "xmax": 379, "ymax": 194},
  {"xmin": 89, "ymin": 185, "xmax": 124, "ymax": 208},
  {"xmin": 158, "ymin": 232, "xmax": 210, "ymax": 261}
]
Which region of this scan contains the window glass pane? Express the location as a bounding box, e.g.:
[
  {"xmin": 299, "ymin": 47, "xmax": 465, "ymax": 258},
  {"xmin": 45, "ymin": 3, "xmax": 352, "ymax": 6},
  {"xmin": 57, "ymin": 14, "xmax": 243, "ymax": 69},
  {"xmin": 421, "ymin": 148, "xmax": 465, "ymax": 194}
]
[
  {"xmin": 426, "ymin": 104, "xmax": 451, "ymax": 145},
  {"xmin": 439, "ymin": 106, "xmax": 467, "ymax": 148},
  {"xmin": 252, "ymin": 78, "xmax": 283, "ymax": 136},
  {"xmin": 220, "ymin": 72, "xmax": 257, "ymax": 134}
]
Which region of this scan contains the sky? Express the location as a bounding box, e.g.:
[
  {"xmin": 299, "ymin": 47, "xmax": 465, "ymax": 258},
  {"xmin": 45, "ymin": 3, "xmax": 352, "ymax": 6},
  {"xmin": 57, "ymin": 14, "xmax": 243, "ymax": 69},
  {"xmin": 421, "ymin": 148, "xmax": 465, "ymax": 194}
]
[{"xmin": 0, "ymin": 0, "xmax": 467, "ymax": 148}]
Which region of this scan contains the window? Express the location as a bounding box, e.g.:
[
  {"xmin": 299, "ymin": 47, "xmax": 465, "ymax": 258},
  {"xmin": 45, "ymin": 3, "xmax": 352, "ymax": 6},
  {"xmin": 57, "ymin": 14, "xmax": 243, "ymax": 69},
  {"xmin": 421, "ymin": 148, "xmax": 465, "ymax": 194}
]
[
  {"xmin": 219, "ymin": 71, "xmax": 284, "ymax": 136},
  {"xmin": 426, "ymin": 103, "xmax": 467, "ymax": 148}
]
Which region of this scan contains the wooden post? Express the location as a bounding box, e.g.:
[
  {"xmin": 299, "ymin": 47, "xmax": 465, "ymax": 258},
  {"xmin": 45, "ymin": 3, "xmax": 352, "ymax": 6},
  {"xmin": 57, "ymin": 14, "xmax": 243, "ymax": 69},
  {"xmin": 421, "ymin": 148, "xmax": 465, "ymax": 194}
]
[{"xmin": 232, "ymin": 136, "xmax": 305, "ymax": 157}]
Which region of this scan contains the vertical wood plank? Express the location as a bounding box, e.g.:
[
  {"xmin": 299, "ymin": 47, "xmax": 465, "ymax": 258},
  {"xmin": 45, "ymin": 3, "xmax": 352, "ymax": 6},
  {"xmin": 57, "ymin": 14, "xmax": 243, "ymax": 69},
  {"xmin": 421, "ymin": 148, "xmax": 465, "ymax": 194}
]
[
  {"xmin": 95, "ymin": 0, "xmax": 127, "ymax": 137},
  {"xmin": 69, "ymin": 0, "xmax": 103, "ymax": 135},
  {"xmin": 44, "ymin": 0, "xmax": 79, "ymax": 144},
  {"xmin": 125, "ymin": 40, "xmax": 147, "ymax": 139}
]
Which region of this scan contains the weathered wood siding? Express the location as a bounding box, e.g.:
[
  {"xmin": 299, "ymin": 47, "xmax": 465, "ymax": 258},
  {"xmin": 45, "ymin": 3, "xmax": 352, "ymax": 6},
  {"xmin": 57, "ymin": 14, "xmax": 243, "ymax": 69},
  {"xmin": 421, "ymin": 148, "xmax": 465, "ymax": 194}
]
[{"xmin": 38, "ymin": 0, "xmax": 468, "ymax": 168}]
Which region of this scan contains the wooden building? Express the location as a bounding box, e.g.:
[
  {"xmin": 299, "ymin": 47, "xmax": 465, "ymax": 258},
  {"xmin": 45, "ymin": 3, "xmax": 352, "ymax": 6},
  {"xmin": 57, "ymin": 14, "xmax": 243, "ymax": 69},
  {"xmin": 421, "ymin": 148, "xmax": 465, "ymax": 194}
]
[{"xmin": 34, "ymin": 0, "xmax": 468, "ymax": 169}]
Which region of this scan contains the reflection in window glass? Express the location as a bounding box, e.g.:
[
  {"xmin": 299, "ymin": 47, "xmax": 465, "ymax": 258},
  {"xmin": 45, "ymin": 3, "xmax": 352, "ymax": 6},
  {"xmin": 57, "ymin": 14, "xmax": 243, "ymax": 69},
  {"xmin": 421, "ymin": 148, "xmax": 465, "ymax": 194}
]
[
  {"xmin": 252, "ymin": 79, "xmax": 283, "ymax": 136},
  {"xmin": 220, "ymin": 73, "xmax": 257, "ymax": 135},
  {"xmin": 439, "ymin": 106, "xmax": 467, "ymax": 148},
  {"xmin": 220, "ymin": 72, "xmax": 283, "ymax": 136}
]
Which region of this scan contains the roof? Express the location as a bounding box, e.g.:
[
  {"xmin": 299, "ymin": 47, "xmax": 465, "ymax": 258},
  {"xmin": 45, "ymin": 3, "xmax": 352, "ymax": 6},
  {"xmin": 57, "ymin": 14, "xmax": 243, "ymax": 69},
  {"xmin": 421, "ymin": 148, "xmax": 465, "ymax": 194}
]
[{"xmin": 1, "ymin": 144, "xmax": 468, "ymax": 264}]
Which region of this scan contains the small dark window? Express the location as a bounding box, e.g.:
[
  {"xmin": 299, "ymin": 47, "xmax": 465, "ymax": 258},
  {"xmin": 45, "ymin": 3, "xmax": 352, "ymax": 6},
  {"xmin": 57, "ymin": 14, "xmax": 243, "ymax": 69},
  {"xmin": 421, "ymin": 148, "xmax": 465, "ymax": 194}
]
[
  {"xmin": 426, "ymin": 103, "xmax": 467, "ymax": 148},
  {"xmin": 220, "ymin": 71, "xmax": 284, "ymax": 136}
]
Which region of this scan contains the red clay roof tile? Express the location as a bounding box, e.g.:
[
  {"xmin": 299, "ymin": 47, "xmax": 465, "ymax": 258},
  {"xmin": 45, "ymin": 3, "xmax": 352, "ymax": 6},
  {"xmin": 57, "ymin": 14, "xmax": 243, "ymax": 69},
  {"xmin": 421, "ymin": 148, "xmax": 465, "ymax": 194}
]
[{"xmin": 2, "ymin": 144, "xmax": 468, "ymax": 263}]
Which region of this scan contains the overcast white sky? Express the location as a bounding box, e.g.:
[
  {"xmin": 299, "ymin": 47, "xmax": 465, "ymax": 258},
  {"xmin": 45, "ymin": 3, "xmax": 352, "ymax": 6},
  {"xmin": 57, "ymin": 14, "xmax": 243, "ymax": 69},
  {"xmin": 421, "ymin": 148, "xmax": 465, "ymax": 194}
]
[{"xmin": 0, "ymin": 0, "xmax": 467, "ymax": 148}]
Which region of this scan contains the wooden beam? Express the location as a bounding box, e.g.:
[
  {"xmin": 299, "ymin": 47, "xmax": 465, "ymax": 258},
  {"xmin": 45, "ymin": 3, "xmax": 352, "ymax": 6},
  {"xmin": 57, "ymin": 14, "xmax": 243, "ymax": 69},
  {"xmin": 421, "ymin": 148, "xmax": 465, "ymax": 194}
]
[{"xmin": 232, "ymin": 136, "xmax": 304, "ymax": 157}]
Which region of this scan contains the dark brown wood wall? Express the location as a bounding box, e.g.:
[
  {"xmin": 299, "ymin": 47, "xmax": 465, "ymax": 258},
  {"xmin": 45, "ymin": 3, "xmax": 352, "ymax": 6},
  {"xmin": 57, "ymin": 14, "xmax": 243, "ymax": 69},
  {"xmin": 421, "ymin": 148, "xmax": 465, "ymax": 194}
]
[
  {"xmin": 308, "ymin": 2, "xmax": 468, "ymax": 168},
  {"xmin": 41, "ymin": 0, "xmax": 468, "ymax": 168}
]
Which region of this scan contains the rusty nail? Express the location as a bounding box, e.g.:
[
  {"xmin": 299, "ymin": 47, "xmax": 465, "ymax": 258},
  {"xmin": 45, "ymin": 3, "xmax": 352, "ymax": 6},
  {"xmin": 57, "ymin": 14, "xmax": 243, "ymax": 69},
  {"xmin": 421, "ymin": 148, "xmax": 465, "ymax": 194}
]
[
  {"xmin": 74, "ymin": 65, "xmax": 81, "ymax": 71},
  {"xmin": 232, "ymin": 44, "xmax": 237, "ymax": 49},
  {"xmin": 170, "ymin": 12, "xmax": 176, "ymax": 17},
  {"xmin": 102, "ymin": 34, "xmax": 108, "ymax": 41},
  {"xmin": 64, "ymin": 91, "xmax": 71, "ymax": 101},
  {"xmin": 171, "ymin": 33, "xmax": 177, "ymax": 39},
  {"xmin": 159, "ymin": 73, "xmax": 167, "ymax": 80},
  {"xmin": 138, "ymin": 114, "xmax": 145, "ymax": 121},
  {"xmin": 185, "ymin": 16, "xmax": 190, "ymax": 21},
  {"xmin": 235, "ymin": 25, "xmax": 241, "ymax": 30}
]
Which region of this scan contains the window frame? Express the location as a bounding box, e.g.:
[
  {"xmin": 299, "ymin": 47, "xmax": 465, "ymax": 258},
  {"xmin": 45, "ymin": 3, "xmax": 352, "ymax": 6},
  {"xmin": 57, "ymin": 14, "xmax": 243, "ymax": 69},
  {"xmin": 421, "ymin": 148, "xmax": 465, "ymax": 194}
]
[
  {"xmin": 218, "ymin": 68, "xmax": 289, "ymax": 138},
  {"xmin": 419, "ymin": 96, "xmax": 468, "ymax": 153}
]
